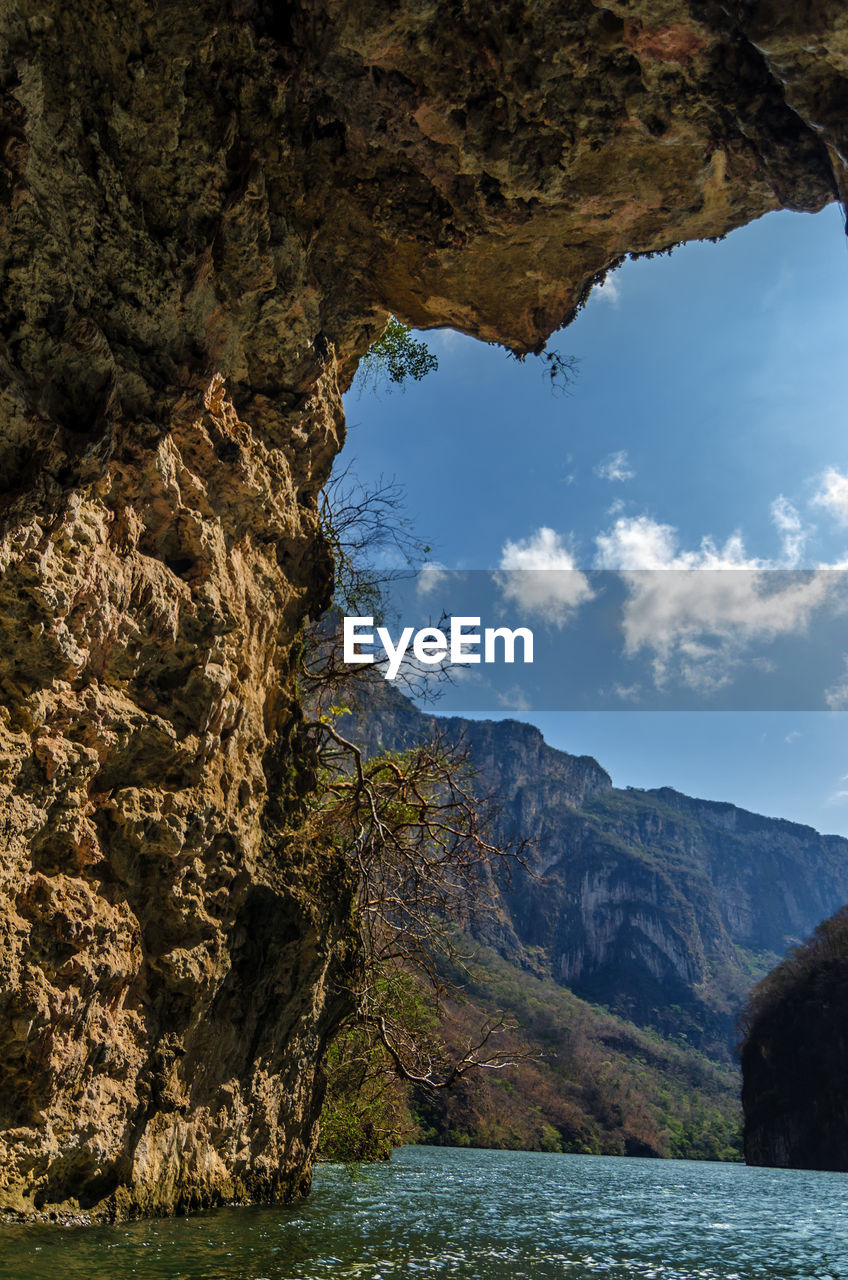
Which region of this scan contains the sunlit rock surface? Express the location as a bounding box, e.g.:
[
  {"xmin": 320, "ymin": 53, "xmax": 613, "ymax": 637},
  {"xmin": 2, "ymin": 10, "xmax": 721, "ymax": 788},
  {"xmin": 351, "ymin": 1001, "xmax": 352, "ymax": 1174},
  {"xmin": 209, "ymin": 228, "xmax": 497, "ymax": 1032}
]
[{"xmin": 0, "ymin": 0, "xmax": 843, "ymax": 1217}]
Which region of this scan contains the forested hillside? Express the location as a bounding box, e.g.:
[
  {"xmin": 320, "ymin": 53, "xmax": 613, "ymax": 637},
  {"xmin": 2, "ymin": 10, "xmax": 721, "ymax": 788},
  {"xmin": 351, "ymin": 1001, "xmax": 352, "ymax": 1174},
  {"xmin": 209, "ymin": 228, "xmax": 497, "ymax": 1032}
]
[{"xmin": 348, "ymin": 683, "xmax": 848, "ymax": 1056}]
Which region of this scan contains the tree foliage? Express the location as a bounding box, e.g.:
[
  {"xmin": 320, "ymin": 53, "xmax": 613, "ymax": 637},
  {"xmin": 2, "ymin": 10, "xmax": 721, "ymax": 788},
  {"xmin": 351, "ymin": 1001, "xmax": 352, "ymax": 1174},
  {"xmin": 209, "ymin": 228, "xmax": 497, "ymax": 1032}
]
[
  {"xmin": 356, "ymin": 317, "xmax": 439, "ymax": 393},
  {"xmin": 355, "ymin": 315, "xmax": 580, "ymax": 403},
  {"xmin": 415, "ymin": 943, "xmax": 743, "ymax": 1162},
  {"xmin": 317, "ymin": 972, "xmax": 431, "ymax": 1162},
  {"xmin": 739, "ymin": 904, "xmax": 848, "ymax": 1039}
]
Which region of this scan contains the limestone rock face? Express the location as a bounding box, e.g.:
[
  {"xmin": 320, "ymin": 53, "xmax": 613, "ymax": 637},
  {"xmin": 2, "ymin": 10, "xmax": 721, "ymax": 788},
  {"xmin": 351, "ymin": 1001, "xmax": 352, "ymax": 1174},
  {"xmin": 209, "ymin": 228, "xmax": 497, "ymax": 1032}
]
[
  {"xmin": 0, "ymin": 0, "xmax": 843, "ymax": 1218},
  {"xmin": 0, "ymin": 2, "xmax": 355, "ymax": 1216},
  {"xmin": 351, "ymin": 684, "xmax": 848, "ymax": 1056},
  {"xmin": 299, "ymin": 0, "xmax": 841, "ymax": 348},
  {"xmin": 0, "ymin": 371, "xmax": 354, "ymax": 1217}
]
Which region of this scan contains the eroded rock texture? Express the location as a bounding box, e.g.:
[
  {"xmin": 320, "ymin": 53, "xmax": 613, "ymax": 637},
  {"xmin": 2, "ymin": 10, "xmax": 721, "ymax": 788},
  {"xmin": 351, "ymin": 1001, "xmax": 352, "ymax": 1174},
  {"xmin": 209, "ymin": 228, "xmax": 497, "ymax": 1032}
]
[{"xmin": 0, "ymin": 0, "xmax": 844, "ymax": 1218}]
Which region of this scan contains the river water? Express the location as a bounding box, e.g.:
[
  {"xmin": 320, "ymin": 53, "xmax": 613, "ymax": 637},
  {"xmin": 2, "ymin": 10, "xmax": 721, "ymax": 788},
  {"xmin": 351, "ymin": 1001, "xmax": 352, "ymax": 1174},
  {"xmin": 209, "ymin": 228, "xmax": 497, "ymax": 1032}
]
[{"xmin": 1, "ymin": 1146, "xmax": 845, "ymax": 1279}]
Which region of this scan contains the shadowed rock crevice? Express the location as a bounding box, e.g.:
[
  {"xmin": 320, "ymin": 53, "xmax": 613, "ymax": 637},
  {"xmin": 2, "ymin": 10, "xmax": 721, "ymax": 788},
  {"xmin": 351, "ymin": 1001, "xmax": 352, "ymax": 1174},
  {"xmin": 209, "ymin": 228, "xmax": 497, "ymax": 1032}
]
[{"xmin": 0, "ymin": 0, "xmax": 844, "ymax": 1218}]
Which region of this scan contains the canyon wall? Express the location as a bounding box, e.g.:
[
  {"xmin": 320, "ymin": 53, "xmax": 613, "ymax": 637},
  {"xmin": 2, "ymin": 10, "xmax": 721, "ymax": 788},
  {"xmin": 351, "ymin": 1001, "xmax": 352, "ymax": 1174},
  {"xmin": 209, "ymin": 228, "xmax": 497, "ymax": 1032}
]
[
  {"xmin": 741, "ymin": 907, "xmax": 848, "ymax": 1170},
  {"xmin": 351, "ymin": 683, "xmax": 848, "ymax": 1056},
  {"xmin": 0, "ymin": 0, "xmax": 844, "ymax": 1217}
]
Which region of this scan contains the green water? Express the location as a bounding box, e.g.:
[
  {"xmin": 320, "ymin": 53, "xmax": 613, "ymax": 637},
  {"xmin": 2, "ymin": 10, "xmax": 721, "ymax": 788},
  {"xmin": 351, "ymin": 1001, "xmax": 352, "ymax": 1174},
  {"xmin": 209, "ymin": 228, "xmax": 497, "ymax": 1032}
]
[{"xmin": 1, "ymin": 1146, "xmax": 846, "ymax": 1279}]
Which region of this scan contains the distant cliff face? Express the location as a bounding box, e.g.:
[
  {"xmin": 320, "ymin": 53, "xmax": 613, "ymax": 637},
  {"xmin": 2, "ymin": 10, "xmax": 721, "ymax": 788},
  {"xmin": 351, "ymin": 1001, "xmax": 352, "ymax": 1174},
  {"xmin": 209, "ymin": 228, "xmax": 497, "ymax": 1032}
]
[
  {"xmin": 741, "ymin": 907, "xmax": 848, "ymax": 1171},
  {"xmin": 514, "ymin": 784, "xmax": 848, "ymax": 1049},
  {"xmin": 353, "ymin": 685, "xmax": 848, "ymax": 1054},
  {"xmin": 0, "ymin": 0, "xmax": 846, "ymax": 1219}
]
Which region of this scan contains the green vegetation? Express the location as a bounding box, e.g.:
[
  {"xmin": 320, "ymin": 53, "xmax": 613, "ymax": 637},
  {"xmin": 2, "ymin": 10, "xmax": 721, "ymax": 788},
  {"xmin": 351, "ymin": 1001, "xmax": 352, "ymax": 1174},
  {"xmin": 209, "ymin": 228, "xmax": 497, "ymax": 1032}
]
[
  {"xmin": 302, "ymin": 719, "xmax": 529, "ymax": 1161},
  {"xmin": 355, "ymin": 317, "xmax": 579, "ymax": 399},
  {"xmin": 356, "ymin": 317, "xmax": 439, "ymax": 392},
  {"xmin": 740, "ymin": 905, "xmax": 848, "ymax": 1169},
  {"xmin": 414, "ymin": 942, "xmax": 744, "ymax": 1162},
  {"xmin": 308, "ymin": 473, "xmax": 536, "ymax": 1164},
  {"xmin": 742, "ymin": 904, "xmax": 848, "ymax": 1032},
  {"xmin": 318, "ymin": 975, "xmax": 429, "ymax": 1162},
  {"xmin": 308, "ymin": 450, "xmax": 757, "ymax": 1171},
  {"xmin": 319, "ymin": 936, "xmax": 744, "ymax": 1164}
]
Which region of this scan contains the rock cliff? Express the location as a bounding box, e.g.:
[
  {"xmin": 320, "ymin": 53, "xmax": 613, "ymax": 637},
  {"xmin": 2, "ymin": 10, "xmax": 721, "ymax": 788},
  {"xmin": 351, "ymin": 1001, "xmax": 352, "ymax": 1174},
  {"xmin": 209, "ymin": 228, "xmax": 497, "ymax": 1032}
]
[
  {"xmin": 351, "ymin": 684, "xmax": 848, "ymax": 1056},
  {"xmin": 741, "ymin": 906, "xmax": 848, "ymax": 1170},
  {"xmin": 0, "ymin": 0, "xmax": 845, "ymax": 1218}
]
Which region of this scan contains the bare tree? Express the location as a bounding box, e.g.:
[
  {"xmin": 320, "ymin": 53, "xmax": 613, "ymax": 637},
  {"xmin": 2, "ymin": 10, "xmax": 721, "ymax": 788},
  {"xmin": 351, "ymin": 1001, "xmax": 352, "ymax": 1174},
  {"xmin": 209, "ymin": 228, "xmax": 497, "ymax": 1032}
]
[
  {"xmin": 301, "ymin": 464, "xmax": 449, "ymax": 707},
  {"xmin": 299, "ymin": 466, "xmax": 537, "ymax": 1103},
  {"xmin": 318, "ymin": 464, "xmax": 429, "ymax": 609},
  {"xmin": 303, "ymin": 713, "xmax": 532, "ymax": 1087}
]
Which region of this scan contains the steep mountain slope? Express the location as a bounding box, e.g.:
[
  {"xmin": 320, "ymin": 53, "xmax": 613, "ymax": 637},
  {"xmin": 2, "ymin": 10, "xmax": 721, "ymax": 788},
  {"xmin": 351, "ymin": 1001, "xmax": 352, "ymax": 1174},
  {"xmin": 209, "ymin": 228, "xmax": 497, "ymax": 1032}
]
[
  {"xmin": 348, "ymin": 684, "xmax": 848, "ymax": 1057},
  {"xmin": 741, "ymin": 906, "xmax": 848, "ymax": 1170},
  {"xmin": 414, "ymin": 942, "xmax": 744, "ymax": 1161}
]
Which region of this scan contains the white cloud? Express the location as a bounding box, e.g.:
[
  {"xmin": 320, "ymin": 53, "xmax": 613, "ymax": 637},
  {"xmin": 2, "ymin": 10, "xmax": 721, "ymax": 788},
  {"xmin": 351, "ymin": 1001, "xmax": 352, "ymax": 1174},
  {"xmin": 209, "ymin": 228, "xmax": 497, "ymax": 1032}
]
[
  {"xmin": 770, "ymin": 496, "xmax": 807, "ymax": 567},
  {"xmin": 496, "ymin": 685, "xmax": 532, "ymax": 712},
  {"xmin": 595, "ymin": 450, "xmax": 635, "ymax": 483},
  {"xmin": 425, "ymin": 328, "xmax": 471, "ymax": 355},
  {"xmin": 416, "ymin": 562, "xmax": 450, "ymax": 597},
  {"xmin": 825, "ymin": 656, "xmax": 848, "ymax": 711},
  {"xmin": 828, "ymin": 771, "xmax": 848, "ymax": 804},
  {"xmin": 596, "ymin": 515, "xmax": 683, "ymax": 569},
  {"xmin": 589, "ymin": 274, "xmax": 621, "ymax": 306},
  {"xmin": 611, "ymin": 682, "xmax": 643, "ymax": 702},
  {"xmin": 594, "ymin": 514, "xmax": 842, "ymax": 693},
  {"xmin": 497, "ymin": 527, "xmax": 594, "ymax": 626},
  {"xmin": 500, "ymin": 526, "xmax": 579, "ymax": 573},
  {"xmin": 495, "ymin": 475, "xmax": 848, "ymax": 699},
  {"xmin": 813, "ymin": 468, "xmax": 848, "ymax": 524}
]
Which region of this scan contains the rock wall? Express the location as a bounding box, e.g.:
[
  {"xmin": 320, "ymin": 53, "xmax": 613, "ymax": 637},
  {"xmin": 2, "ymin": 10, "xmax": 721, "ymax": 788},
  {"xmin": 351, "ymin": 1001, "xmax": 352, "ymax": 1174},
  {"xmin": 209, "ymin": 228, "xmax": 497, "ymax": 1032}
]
[
  {"xmin": 349, "ymin": 683, "xmax": 848, "ymax": 1056},
  {"xmin": 741, "ymin": 907, "xmax": 848, "ymax": 1170},
  {"xmin": 0, "ymin": 0, "xmax": 844, "ymax": 1218},
  {"xmin": 0, "ymin": 0, "xmax": 358, "ymax": 1219}
]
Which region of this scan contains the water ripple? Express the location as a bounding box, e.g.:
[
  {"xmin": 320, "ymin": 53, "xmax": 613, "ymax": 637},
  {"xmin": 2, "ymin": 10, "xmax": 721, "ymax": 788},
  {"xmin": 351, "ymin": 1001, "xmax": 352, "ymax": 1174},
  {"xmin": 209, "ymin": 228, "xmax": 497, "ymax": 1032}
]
[{"xmin": 1, "ymin": 1147, "xmax": 846, "ymax": 1279}]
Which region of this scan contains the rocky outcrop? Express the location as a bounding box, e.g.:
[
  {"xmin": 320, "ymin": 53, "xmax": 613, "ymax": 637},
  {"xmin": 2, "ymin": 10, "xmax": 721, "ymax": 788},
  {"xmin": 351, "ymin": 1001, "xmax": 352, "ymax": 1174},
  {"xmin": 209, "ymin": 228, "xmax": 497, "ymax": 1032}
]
[
  {"xmin": 353, "ymin": 684, "xmax": 848, "ymax": 1055},
  {"xmin": 0, "ymin": 0, "xmax": 845, "ymax": 1219},
  {"xmin": 522, "ymin": 784, "xmax": 848, "ymax": 1050},
  {"xmin": 0, "ymin": 1, "xmax": 357, "ymax": 1218},
  {"xmin": 0, "ymin": 367, "xmax": 359, "ymax": 1216},
  {"xmin": 741, "ymin": 907, "xmax": 848, "ymax": 1170}
]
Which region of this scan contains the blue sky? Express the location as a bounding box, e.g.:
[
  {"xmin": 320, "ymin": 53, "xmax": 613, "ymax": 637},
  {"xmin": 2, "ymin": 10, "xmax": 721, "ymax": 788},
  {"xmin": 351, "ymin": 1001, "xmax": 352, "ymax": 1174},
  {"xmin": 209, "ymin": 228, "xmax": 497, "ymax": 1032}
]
[{"xmin": 339, "ymin": 203, "xmax": 848, "ymax": 836}]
